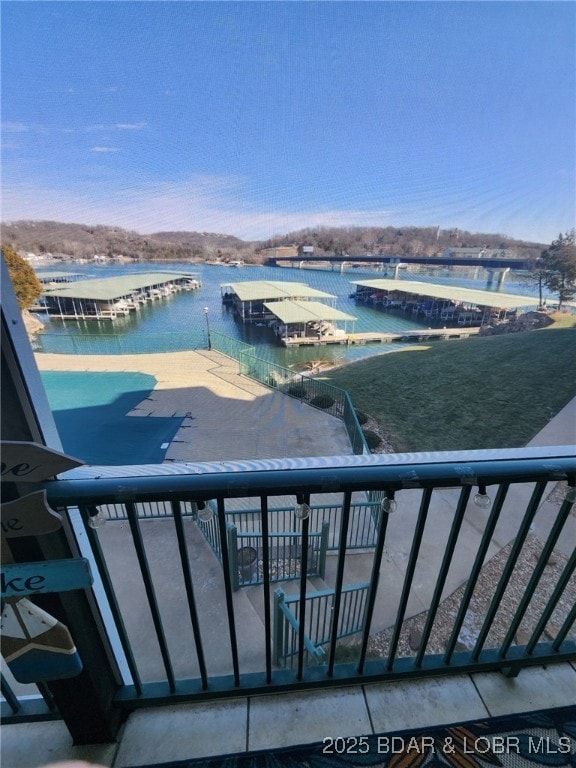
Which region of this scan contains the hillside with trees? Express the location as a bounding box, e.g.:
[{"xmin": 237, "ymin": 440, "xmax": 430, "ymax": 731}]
[
  {"xmin": 1, "ymin": 221, "xmax": 255, "ymax": 262},
  {"xmin": 2, "ymin": 219, "xmax": 546, "ymax": 263},
  {"xmin": 257, "ymin": 225, "xmax": 544, "ymax": 260}
]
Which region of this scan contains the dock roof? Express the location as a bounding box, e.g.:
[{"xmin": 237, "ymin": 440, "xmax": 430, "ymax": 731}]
[
  {"xmin": 263, "ymin": 300, "xmax": 356, "ymax": 324},
  {"xmin": 35, "ymin": 271, "xmax": 83, "ymax": 281},
  {"xmin": 223, "ymin": 281, "xmax": 335, "ymax": 302},
  {"xmin": 351, "ymin": 279, "xmax": 538, "ymax": 310},
  {"xmin": 41, "ymin": 273, "xmax": 195, "ymax": 300}
]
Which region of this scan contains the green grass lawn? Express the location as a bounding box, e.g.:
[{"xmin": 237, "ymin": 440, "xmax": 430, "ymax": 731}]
[{"xmin": 324, "ymin": 323, "xmax": 576, "ymax": 452}]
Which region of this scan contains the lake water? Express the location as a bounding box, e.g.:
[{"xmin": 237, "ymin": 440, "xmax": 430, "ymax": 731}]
[{"xmin": 33, "ymin": 261, "xmax": 540, "ymax": 370}]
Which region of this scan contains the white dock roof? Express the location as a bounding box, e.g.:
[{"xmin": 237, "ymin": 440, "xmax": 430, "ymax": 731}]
[
  {"xmin": 264, "ymin": 300, "xmax": 356, "ymax": 324},
  {"xmin": 223, "ymin": 281, "xmax": 335, "ymax": 301},
  {"xmin": 40, "ymin": 273, "xmax": 195, "ymax": 300},
  {"xmin": 351, "ymin": 279, "xmax": 538, "ymax": 309}
]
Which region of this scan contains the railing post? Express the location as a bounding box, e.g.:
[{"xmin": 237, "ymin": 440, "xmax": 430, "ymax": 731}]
[
  {"xmin": 319, "ymin": 521, "xmax": 329, "ymax": 579},
  {"xmin": 273, "ymin": 589, "xmax": 286, "ymax": 667},
  {"xmin": 227, "ymin": 522, "xmax": 239, "ymax": 591}
]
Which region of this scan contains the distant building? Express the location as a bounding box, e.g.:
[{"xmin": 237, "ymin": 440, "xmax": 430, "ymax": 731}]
[
  {"xmin": 259, "ymin": 245, "xmax": 299, "ymax": 260},
  {"xmin": 441, "ymin": 247, "xmax": 512, "ymax": 259}
]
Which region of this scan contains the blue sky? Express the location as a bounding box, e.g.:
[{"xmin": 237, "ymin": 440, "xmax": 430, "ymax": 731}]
[{"xmin": 2, "ymin": 1, "xmax": 574, "ymax": 243}]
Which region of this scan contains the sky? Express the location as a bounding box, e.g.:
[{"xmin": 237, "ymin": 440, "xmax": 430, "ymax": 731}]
[{"xmin": 1, "ymin": 1, "xmax": 574, "ymax": 244}]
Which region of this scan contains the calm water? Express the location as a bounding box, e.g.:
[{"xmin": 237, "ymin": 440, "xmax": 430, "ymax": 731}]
[{"xmin": 34, "ymin": 261, "xmax": 540, "ymax": 369}]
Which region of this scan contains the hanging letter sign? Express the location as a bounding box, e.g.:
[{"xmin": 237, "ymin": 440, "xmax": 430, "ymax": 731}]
[
  {"xmin": 0, "ymin": 441, "xmax": 83, "ymax": 483},
  {"xmin": 0, "ymin": 559, "xmax": 93, "ymax": 598},
  {"xmin": 1, "ymin": 599, "xmax": 83, "ymax": 683},
  {"xmin": 1, "ymin": 490, "xmax": 63, "ymax": 538},
  {"xmin": 0, "ymin": 559, "xmax": 92, "ymax": 682},
  {"xmin": 0, "ymin": 441, "xmax": 87, "ymax": 683}
]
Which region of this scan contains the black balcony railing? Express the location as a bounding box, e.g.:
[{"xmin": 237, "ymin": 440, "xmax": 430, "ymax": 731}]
[{"xmin": 2, "ymin": 448, "xmax": 575, "ymax": 722}]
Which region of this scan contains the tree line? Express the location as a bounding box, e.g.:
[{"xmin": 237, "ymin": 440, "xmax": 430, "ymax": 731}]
[{"xmin": 2, "ymin": 220, "xmax": 546, "ymax": 263}]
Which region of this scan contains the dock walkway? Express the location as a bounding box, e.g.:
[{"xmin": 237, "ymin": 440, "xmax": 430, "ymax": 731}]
[{"xmin": 282, "ymin": 326, "xmax": 481, "ymax": 347}]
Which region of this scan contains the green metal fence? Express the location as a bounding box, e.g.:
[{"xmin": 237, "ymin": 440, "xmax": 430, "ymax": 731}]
[
  {"xmin": 3, "ymin": 448, "xmax": 575, "ymax": 722},
  {"xmin": 224, "ymin": 502, "xmax": 380, "ymax": 550},
  {"xmin": 191, "ymin": 504, "xmax": 330, "ymax": 591},
  {"xmin": 274, "ymin": 583, "xmax": 371, "ymax": 668},
  {"xmin": 209, "ymin": 332, "xmax": 369, "ymax": 454},
  {"xmin": 209, "ymin": 331, "xmax": 255, "ymax": 362},
  {"xmin": 227, "ymin": 523, "xmax": 330, "ymax": 590},
  {"xmin": 32, "ymin": 330, "xmax": 206, "ymax": 355}
]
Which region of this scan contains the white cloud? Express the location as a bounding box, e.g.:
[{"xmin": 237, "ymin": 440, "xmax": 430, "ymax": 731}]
[
  {"xmin": 115, "ymin": 122, "xmax": 146, "ymax": 130},
  {"xmin": 0, "ymin": 177, "xmax": 396, "ymax": 240},
  {"xmin": 86, "ymin": 122, "xmax": 146, "ymax": 132},
  {"xmin": 1, "ymin": 122, "xmax": 30, "ymax": 133},
  {"xmin": 90, "ymin": 146, "xmax": 120, "ymax": 153},
  {"xmin": 0, "ymin": 175, "xmax": 562, "ymax": 243}
]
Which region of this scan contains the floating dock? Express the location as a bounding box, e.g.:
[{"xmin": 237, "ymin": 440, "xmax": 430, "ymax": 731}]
[{"xmin": 281, "ymin": 327, "xmax": 481, "ymax": 347}]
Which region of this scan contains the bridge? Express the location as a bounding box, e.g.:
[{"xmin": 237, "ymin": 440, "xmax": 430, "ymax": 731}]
[
  {"xmin": 265, "ymin": 253, "xmax": 532, "ymax": 270},
  {"xmin": 264, "ymin": 253, "xmax": 534, "ymax": 288}
]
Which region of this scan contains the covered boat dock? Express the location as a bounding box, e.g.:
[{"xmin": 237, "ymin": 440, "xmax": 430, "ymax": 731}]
[
  {"xmin": 263, "ymin": 299, "xmax": 357, "ymax": 345},
  {"xmin": 35, "ymin": 272, "xmax": 201, "ymax": 320},
  {"xmin": 351, "ymin": 279, "xmax": 538, "ymax": 326},
  {"xmin": 35, "ymin": 271, "xmax": 84, "ymax": 286},
  {"xmin": 221, "ymin": 280, "xmax": 337, "ymax": 323}
]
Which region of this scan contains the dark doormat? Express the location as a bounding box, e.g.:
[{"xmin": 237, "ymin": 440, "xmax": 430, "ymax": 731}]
[{"xmin": 133, "ymin": 705, "xmax": 576, "ymax": 768}]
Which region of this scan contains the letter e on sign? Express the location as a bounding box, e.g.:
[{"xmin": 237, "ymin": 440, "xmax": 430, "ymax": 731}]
[
  {"xmin": 1, "ymin": 442, "xmax": 83, "ymax": 482},
  {"xmin": 1, "ymin": 490, "xmax": 63, "ymax": 538}
]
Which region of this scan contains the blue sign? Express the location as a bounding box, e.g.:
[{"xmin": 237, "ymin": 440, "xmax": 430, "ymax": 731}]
[{"xmin": 0, "ymin": 558, "xmax": 93, "ymax": 597}]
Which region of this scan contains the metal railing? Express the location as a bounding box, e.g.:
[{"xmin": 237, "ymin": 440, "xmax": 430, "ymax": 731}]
[
  {"xmin": 240, "ymin": 354, "xmax": 349, "ymax": 414},
  {"xmin": 209, "ymin": 331, "xmax": 255, "ymax": 362},
  {"xmin": 209, "ymin": 332, "xmax": 369, "ymax": 454},
  {"xmin": 224, "ymin": 502, "xmax": 380, "ymax": 550},
  {"xmin": 2, "ymin": 448, "xmax": 575, "ymax": 720},
  {"xmin": 31, "ymin": 330, "xmax": 208, "ymax": 355},
  {"xmin": 95, "ymin": 498, "xmax": 378, "ymax": 551},
  {"xmin": 274, "ymin": 583, "xmax": 371, "ymax": 668},
  {"xmin": 227, "ymin": 523, "xmax": 330, "ymax": 590}
]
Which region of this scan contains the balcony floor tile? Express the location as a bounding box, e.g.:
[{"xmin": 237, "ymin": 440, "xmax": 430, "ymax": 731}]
[
  {"xmin": 364, "ymin": 674, "xmax": 489, "ymax": 732},
  {"xmin": 248, "ymin": 687, "xmax": 371, "ymax": 751},
  {"xmin": 0, "ymin": 719, "xmax": 118, "ymax": 768},
  {"xmin": 471, "ymin": 663, "xmax": 576, "ymax": 717},
  {"xmin": 113, "ymin": 698, "xmax": 247, "ymax": 768}
]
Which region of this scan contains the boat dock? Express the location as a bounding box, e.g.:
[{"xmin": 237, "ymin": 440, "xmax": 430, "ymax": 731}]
[
  {"xmin": 33, "ymin": 272, "xmax": 201, "ymax": 321},
  {"xmin": 281, "ymin": 326, "xmax": 481, "ymax": 347}
]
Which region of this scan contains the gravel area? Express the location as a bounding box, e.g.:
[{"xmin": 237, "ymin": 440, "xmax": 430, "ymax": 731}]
[{"xmin": 367, "ymin": 523, "xmax": 575, "ymax": 659}]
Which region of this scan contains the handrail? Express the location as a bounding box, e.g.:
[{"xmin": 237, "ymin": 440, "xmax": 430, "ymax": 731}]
[
  {"xmin": 45, "ymin": 447, "xmax": 576, "ymax": 505},
  {"xmin": 5, "ymin": 445, "xmax": 571, "ymax": 720}
]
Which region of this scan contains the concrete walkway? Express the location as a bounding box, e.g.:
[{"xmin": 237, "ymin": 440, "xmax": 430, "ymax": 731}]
[{"xmin": 35, "ymin": 350, "xmax": 352, "ymax": 461}]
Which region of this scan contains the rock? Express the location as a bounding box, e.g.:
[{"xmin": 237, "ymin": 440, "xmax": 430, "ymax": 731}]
[
  {"xmin": 409, "ymin": 628, "xmax": 423, "ymax": 651},
  {"xmin": 479, "ymin": 311, "xmax": 555, "ymax": 337},
  {"xmin": 22, "ymin": 310, "xmax": 45, "ymax": 337}
]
